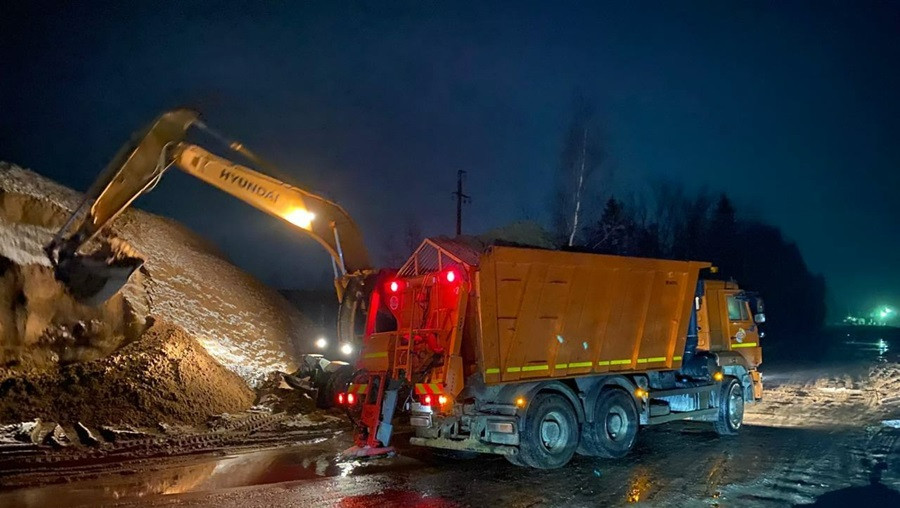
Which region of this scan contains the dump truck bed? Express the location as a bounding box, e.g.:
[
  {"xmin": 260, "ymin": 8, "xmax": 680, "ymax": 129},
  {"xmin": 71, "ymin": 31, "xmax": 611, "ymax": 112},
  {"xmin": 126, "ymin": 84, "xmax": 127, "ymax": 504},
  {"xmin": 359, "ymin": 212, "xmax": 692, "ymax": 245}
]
[{"xmin": 476, "ymin": 246, "xmax": 710, "ymax": 384}]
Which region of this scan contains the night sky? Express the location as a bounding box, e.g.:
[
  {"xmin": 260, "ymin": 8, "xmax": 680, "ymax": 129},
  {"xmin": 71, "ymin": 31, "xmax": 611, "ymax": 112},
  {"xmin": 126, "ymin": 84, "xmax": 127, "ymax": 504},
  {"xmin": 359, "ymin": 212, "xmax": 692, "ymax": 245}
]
[{"xmin": 2, "ymin": 2, "xmax": 898, "ymax": 318}]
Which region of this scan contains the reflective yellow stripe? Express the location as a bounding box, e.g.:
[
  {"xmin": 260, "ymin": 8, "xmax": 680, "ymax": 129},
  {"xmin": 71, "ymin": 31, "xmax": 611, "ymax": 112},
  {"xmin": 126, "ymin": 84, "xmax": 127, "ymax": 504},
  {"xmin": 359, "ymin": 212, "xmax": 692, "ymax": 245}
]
[
  {"xmin": 598, "ymin": 360, "xmax": 611, "ymax": 366},
  {"xmin": 521, "ymin": 364, "xmax": 549, "ymax": 372},
  {"xmin": 507, "ymin": 367, "xmax": 521, "ymax": 373},
  {"xmin": 673, "ymin": 356, "xmax": 682, "ymax": 362},
  {"xmin": 555, "ymin": 364, "xmax": 568, "ymax": 369},
  {"xmin": 609, "ymin": 359, "xmax": 632, "ymax": 365},
  {"xmin": 637, "ymin": 357, "xmax": 666, "ymax": 364},
  {"xmin": 429, "ymin": 383, "xmax": 441, "ymax": 393},
  {"xmin": 363, "ymin": 351, "xmax": 388, "ymax": 359},
  {"xmin": 731, "ymin": 342, "xmax": 758, "ymax": 349},
  {"xmin": 485, "ymin": 367, "xmax": 500, "ymax": 374},
  {"xmin": 358, "ymin": 385, "xmax": 368, "ymax": 394},
  {"xmin": 567, "ymin": 361, "xmax": 593, "ymax": 368}
]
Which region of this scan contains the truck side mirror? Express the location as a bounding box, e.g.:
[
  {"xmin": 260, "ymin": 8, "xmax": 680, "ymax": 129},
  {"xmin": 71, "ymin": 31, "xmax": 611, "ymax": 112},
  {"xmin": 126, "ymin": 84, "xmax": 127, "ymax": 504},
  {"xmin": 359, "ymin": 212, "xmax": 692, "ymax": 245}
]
[{"xmin": 754, "ymin": 313, "xmax": 766, "ymax": 324}]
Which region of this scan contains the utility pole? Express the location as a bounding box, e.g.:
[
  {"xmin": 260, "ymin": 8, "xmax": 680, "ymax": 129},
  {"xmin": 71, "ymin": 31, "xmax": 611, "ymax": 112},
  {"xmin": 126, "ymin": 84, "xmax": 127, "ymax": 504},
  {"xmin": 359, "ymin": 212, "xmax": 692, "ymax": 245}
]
[{"xmin": 452, "ymin": 170, "xmax": 471, "ymax": 236}]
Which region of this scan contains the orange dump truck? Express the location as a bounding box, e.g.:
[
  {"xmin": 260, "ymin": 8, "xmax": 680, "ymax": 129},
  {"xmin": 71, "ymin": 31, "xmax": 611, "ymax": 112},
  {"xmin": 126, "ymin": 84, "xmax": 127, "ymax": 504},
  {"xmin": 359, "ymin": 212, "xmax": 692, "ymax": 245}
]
[{"xmin": 339, "ymin": 239, "xmax": 764, "ymax": 469}]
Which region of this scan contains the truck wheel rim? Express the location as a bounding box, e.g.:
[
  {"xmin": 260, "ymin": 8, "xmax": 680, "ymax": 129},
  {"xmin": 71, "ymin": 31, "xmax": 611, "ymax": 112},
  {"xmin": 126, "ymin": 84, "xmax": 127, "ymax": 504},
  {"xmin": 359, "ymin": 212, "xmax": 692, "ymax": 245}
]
[
  {"xmin": 728, "ymin": 384, "xmax": 744, "ymax": 429},
  {"xmin": 540, "ymin": 411, "xmax": 569, "ymax": 451},
  {"xmin": 606, "ymin": 408, "xmax": 626, "ymax": 440}
]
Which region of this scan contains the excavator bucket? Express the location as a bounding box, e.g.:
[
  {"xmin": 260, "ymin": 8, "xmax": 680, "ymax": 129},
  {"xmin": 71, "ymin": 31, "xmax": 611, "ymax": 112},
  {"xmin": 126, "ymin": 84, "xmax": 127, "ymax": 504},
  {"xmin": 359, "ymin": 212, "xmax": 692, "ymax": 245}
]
[
  {"xmin": 44, "ymin": 109, "xmax": 198, "ymax": 305},
  {"xmin": 54, "ymin": 253, "xmax": 144, "ymax": 306}
]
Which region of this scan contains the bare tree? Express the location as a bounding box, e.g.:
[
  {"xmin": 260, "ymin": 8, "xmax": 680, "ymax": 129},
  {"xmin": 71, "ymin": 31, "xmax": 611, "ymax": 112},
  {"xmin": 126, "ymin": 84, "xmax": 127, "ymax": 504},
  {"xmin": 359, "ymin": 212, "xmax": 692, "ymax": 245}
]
[{"xmin": 550, "ymin": 94, "xmax": 608, "ymax": 247}]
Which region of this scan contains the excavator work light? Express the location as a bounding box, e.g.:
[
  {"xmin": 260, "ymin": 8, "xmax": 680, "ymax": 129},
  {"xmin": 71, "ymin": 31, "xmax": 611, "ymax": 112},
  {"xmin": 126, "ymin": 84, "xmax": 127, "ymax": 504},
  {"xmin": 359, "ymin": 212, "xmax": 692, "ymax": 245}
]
[
  {"xmin": 285, "ymin": 208, "xmax": 315, "ymax": 229},
  {"xmin": 340, "ymin": 343, "xmax": 354, "ymax": 355},
  {"xmin": 315, "ymin": 337, "xmax": 327, "ymax": 349}
]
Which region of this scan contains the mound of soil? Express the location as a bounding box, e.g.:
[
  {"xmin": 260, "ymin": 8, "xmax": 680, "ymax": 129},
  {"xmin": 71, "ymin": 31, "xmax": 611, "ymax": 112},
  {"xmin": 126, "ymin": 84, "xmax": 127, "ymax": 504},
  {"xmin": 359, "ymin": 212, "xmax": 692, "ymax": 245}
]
[
  {"xmin": 0, "ymin": 163, "xmax": 317, "ymax": 386},
  {"xmin": 0, "ymin": 260, "xmax": 146, "ymax": 369},
  {"xmin": 0, "ymin": 320, "xmax": 255, "ymax": 426}
]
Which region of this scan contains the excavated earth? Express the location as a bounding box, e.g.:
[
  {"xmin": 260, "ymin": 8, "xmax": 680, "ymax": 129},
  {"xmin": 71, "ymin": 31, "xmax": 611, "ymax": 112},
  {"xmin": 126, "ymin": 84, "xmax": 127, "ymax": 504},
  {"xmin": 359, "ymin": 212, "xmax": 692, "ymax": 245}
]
[
  {"xmin": 0, "ymin": 162, "xmax": 319, "ymax": 430},
  {"xmin": 0, "ymin": 320, "xmax": 255, "ymax": 427}
]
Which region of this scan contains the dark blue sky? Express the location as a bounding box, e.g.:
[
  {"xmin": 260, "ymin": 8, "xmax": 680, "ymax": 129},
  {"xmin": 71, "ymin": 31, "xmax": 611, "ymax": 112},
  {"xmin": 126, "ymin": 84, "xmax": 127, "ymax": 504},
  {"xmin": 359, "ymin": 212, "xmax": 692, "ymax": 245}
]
[{"xmin": 2, "ymin": 1, "xmax": 898, "ymax": 317}]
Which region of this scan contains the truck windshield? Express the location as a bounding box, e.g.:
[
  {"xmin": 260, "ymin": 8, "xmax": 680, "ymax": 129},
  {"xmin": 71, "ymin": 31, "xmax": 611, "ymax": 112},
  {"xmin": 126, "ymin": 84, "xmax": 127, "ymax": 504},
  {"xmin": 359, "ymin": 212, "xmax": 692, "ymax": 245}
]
[{"xmin": 727, "ymin": 295, "xmax": 750, "ymax": 321}]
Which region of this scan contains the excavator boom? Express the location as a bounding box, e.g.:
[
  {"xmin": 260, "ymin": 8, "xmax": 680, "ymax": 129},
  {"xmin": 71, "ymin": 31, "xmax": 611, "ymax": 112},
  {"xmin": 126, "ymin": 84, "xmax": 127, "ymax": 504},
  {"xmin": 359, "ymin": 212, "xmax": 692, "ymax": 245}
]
[
  {"xmin": 172, "ymin": 144, "xmax": 370, "ymax": 277},
  {"xmin": 46, "ymin": 109, "xmax": 373, "ymax": 322}
]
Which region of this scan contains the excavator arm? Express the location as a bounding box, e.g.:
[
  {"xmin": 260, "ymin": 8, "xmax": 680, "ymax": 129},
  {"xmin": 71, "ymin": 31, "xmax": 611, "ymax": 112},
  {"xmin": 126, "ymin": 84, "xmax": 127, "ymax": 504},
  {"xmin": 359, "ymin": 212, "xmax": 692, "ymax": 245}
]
[{"xmin": 46, "ymin": 109, "xmax": 375, "ymax": 343}]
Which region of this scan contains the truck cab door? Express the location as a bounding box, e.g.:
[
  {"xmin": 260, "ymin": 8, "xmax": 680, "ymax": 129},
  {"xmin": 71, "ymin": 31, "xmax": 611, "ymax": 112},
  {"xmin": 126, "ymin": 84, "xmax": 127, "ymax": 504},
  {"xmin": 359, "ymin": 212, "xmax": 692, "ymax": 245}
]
[{"xmin": 721, "ymin": 291, "xmax": 762, "ymax": 366}]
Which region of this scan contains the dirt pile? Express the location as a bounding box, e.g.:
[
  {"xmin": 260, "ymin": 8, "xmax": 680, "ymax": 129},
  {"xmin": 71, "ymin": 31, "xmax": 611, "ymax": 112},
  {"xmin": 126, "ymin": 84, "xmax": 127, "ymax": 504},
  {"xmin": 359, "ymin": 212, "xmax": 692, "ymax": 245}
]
[
  {"xmin": 0, "ymin": 260, "xmax": 146, "ymax": 369},
  {"xmin": 0, "ymin": 163, "xmax": 316, "ymax": 385},
  {"xmin": 0, "ymin": 320, "xmax": 254, "ymax": 426}
]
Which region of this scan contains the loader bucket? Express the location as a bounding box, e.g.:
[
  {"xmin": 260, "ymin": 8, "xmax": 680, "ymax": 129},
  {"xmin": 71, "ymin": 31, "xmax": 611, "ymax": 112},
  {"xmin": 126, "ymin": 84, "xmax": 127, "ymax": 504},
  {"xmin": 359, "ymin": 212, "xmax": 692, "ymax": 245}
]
[{"xmin": 54, "ymin": 254, "xmax": 144, "ymax": 306}]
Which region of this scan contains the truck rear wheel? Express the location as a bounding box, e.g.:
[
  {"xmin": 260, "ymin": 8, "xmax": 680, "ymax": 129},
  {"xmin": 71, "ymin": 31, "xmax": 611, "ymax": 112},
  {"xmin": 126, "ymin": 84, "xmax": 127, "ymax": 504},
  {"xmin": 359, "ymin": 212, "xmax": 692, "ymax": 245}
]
[
  {"xmin": 714, "ymin": 378, "xmax": 744, "ymax": 436},
  {"xmin": 518, "ymin": 392, "xmax": 579, "ymax": 469},
  {"xmin": 580, "ymin": 388, "xmax": 638, "ymax": 458}
]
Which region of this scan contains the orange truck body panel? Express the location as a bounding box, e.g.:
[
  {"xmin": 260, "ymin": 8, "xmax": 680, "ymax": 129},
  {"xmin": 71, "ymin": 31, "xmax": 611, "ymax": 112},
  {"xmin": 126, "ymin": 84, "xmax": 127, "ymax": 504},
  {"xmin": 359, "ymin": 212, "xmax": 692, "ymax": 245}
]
[{"xmin": 476, "ymin": 246, "xmax": 711, "ymax": 384}]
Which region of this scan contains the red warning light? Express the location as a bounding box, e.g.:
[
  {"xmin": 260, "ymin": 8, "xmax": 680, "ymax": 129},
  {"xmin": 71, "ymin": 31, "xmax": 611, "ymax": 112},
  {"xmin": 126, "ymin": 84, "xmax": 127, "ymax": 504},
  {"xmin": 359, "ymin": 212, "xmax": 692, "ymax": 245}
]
[
  {"xmin": 347, "ymin": 393, "xmax": 356, "ymax": 405},
  {"xmin": 446, "ymin": 270, "xmax": 456, "ymax": 283},
  {"xmin": 337, "ymin": 393, "xmax": 345, "ymax": 404},
  {"xmin": 423, "ymin": 395, "xmax": 433, "ymax": 406},
  {"xmin": 389, "ymin": 281, "xmax": 399, "ymax": 292}
]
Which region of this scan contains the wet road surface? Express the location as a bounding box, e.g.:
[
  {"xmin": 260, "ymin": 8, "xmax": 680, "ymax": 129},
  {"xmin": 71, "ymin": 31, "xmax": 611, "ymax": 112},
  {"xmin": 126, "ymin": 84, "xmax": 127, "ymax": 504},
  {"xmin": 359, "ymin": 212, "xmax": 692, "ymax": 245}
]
[{"xmin": 2, "ymin": 421, "xmax": 898, "ymax": 507}]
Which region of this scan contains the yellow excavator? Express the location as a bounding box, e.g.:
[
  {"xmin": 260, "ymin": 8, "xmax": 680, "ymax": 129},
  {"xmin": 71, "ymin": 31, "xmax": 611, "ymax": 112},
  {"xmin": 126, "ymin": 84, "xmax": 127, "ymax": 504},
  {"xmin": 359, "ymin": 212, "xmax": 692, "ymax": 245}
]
[{"xmin": 44, "ymin": 109, "xmax": 376, "ymax": 352}]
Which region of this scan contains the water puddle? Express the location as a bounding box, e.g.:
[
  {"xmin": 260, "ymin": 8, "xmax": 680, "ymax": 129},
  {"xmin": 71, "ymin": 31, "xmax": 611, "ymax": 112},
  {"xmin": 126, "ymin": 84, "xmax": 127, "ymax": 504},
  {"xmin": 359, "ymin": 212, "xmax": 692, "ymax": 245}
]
[{"xmin": 0, "ymin": 437, "xmax": 382, "ymax": 507}]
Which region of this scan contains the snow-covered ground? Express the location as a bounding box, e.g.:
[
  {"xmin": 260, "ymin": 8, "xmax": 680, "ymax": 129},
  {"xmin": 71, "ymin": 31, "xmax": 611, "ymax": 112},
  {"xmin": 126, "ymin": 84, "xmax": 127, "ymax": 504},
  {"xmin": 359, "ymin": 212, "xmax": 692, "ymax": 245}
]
[{"xmin": 746, "ymin": 361, "xmax": 900, "ymax": 428}]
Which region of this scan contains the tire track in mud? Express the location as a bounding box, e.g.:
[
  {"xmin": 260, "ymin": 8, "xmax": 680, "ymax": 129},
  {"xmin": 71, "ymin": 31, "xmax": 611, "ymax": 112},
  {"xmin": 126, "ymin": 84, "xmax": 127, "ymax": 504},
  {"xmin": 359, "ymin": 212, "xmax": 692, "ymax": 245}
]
[
  {"xmin": 720, "ymin": 427, "xmax": 900, "ymax": 506},
  {"xmin": 0, "ymin": 413, "xmax": 341, "ymax": 488}
]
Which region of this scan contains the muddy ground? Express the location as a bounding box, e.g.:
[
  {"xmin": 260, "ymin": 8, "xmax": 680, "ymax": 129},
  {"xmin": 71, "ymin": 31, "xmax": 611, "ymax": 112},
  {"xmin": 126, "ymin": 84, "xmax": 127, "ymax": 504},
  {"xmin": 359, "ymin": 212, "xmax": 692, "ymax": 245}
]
[{"xmin": 1, "ymin": 357, "xmax": 898, "ymax": 507}]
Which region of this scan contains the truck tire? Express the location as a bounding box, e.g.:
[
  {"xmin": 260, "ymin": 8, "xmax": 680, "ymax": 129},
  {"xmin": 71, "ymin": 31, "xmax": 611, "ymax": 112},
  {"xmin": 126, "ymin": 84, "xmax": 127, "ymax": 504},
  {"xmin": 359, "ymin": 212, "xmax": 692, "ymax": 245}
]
[
  {"xmin": 518, "ymin": 392, "xmax": 579, "ymax": 469},
  {"xmin": 580, "ymin": 388, "xmax": 638, "ymax": 458},
  {"xmin": 505, "ymin": 452, "xmax": 527, "ymax": 467},
  {"xmin": 714, "ymin": 378, "xmax": 744, "ymax": 436}
]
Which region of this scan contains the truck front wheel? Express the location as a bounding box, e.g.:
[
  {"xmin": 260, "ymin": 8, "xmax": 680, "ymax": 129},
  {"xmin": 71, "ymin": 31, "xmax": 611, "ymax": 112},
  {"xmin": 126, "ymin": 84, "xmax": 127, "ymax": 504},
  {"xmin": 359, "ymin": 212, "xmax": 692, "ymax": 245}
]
[
  {"xmin": 714, "ymin": 378, "xmax": 744, "ymax": 436},
  {"xmin": 518, "ymin": 392, "xmax": 579, "ymax": 469}
]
